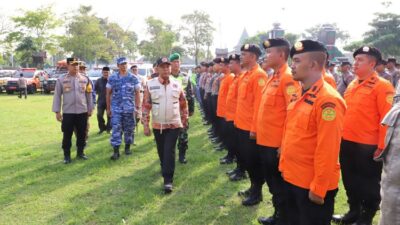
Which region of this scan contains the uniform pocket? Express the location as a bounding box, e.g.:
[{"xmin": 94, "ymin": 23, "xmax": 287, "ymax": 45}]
[
  {"xmin": 63, "ymin": 84, "xmax": 71, "ymax": 93},
  {"xmin": 152, "ymin": 104, "xmax": 159, "ymax": 117},
  {"xmin": 295, "ymin": 106, "xmax": 313, "ymax": 130},
  {"xmin": 173, "ymin": 102, "xmax": 179, "ymax": 115}
]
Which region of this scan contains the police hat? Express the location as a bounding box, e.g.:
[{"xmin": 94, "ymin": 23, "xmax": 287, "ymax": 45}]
[
  {"xmin": 241, "ymin": 44, "xmax": 262, "ymax": 57},
  {"xmin": 102, "ymin": 66, "xmax": 110, "ymax": 71},
  {"xmin": 67, "ymin": 57, "xmax": 79, "ymax": 65},
  {"xmin": 156, "ymin": 57, "xmax": 171, "ymax": 66},
  {"xmin": 229, "ymin": 54, "xmax": 241, "ymax": 62},
  {"xmin": 78, "ymin": 61, "xmax": 87, "ymax": 68},
  {"xmin": 220, "ymin": 57, "xmax": 229, "ymax": 64},
  {"xmin": 117, "ymin": 57, "xmax": 128, "ymax": 65},
  {"xmin": 353, "ymin": 46, "xmax": 382, "ymax": 62},
  {"xmin": 290, "ymin": 40, "xmax": 327, "ymax": 58},
  {"xmin": 387, "ymin": 58, "xmax": 397, "ymax": 64},
  {"xmin": 263, "ymin": 38, "xmax": 290, "ymax": 49}
]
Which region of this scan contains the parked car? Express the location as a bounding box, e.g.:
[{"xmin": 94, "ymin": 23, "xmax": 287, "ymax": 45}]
[{"xmin": 5, "ymin": 68, "xmax": 48, "ymax": 94}]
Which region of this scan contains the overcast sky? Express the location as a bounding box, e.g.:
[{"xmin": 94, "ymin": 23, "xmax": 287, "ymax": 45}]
[{"xmin": 1, "ymin": 0, "xmax": 399, "ymax": 51}]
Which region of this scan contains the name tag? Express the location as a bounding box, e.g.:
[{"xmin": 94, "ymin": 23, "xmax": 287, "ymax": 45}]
[{"xmin": 150, "ymin": 86, "xmax": 160, "ymax": 90}]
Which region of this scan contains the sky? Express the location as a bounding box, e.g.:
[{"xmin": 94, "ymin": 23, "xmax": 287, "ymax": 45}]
[{"xmin": 1, "ymin": 0, "xmax": 399, "ymax": 51}]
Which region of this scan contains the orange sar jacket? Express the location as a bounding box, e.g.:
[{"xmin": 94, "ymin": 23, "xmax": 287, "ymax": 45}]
[
  {"xmin": 234, "ymin": 65, "xmax": 268, "ymax": 131},
  {"xmin": 216, "ymin": 72, "xmax": 235, "ymax": 118},
  {"xmin": 225, "ymin": 73, "xmax": 243, "ymax": 122},
  {"xmin": 279, "ymin": 78, "xmax": 346, "ymax": 198},
  {"xmin": 251, "ymin": 64, "xmax": 300, "ymax": 147},
  {"xmin": 343, "ymin": 72, "xmax": 395, "ymax": 149}
]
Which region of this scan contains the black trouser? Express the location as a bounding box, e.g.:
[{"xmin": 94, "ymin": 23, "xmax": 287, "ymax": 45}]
[
  {"xmin": 259, "ymin": 145, "xmax": 287, "ymax": 216},
  {"xmin": 226, "ymin": 122, "xmax": 244, "ymax": 171},
  {"xmin": 210, "ymin": 95, "xmax": 218, "ymax": 136},
  {"xmin": 97, "ymin": 105, "xmax": 111, "ymax": 131},
  {"xmin": 217, "ymin": 117, "xmax": 228, "ymax": 149},
  {"xmin": 153, "ymin": 128, "xmax": 180, "ymax": 184},
  {"xmin": 199, "ymin": 88, "xmax": 205, "ymax": 110},
  {"xmin": 340, "ymin": 139, "xmax": 382, "ymax": 211},
  {"xmin": 236, "ymin": 128, "xmax": 264, "ymax": 192},
  {"xmin": 285, "ymin": 181, "xmax": 337, "ymax": 225},
  {"xmin": 61, "ymin": 113, "xmax": 88, "ymax": 156},
  {"xmin": 204, "ymin": 93, "xmax": 212, "ymax": 122},
  {"xmin": 19, "ymin": 87, "xmax": 27, "ymax": 98}
]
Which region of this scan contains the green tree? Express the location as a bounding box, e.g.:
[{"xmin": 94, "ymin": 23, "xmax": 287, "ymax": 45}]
[
  {"xmin": 180, "ymin": 11, "xmax": 214, "ymax": 65},
  {"xmin": 284, "ymin": 33, "xmax": 300, "ymax": 46},
  {"xmin": 302, "ymin": 23, "xmax": 350, "ymax": 43},
  {"xmin": 139, "ymin": 17, "xmax": 178, "ymax": 62}
]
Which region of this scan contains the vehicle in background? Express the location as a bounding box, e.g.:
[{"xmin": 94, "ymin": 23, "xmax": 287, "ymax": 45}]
[
  {"xmin": 0, "ymin": 70, "xmax": 16, "ymax": 93},
  {"xmin": 87, "ymin": 69, "xmax": 103, "ymax": 82},
  {"xmin": 135, "ymin": 63, "xmax": 153, "ymax": 78},
  {"xmin": 5, "ymin": 68, "xmax": 48, "ymax": 94}
]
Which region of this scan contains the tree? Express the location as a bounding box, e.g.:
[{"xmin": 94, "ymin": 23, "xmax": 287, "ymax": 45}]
[
  {"xmin": 180, "ymin": 11, "xmax": 214, "ymax": 65},
  {"xmin": 139, "ymin": 17, "xmax": 178, "ymax": 62},
  {"xmin": 302, "ymin": 23, "xmax": 350, "ymax": 44},
  {"xmin": 62, "ymin": 5, "xmax": 115, "ymax": 64}
]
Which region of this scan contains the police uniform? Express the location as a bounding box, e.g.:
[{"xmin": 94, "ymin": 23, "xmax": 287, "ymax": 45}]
[
  {"xmin": 107, "ymin": 57, "xmax": 140, "ymax": 159},
  {"xmin": 234, "ymin": 44, "xmax": 268, "ymax": 206},
  {"xmin": 337, "ymin": 61, "xmax": 355, "ymax": 96},
  {"xmin": 333, "ymin": 47, "xmax": 395, "ymax": 225},
  {"xmin": 210, "ymin": 58, "xmax": 224, "ymax": 150},
  {"xmin": 169, "ymin": 53, "xmax": 195, "ymax": 163},
  {"xmin": 279, "ymin": 40, "xmax": 346, "ymax": 225},
  {"xmin": 376, "ymin": 60, "xmax": 393, "ymax": 83},
  {"xmin": 387, "ymin": 58, "xmax": 400, "ymax": 88},
  {"xmin": 203, "ymin": 63, "xmax": 214, "ymax": 125},
  {"xmin": 52, "ymin": 57, "xmax": 93, "ymax": 164},
  {"xmin": 255, "ymin": 38, "xmax": 300, "ymax": 225},
  {"xmin": 142, "ymin": 57, "xmax": 189, "ymax": 193}
]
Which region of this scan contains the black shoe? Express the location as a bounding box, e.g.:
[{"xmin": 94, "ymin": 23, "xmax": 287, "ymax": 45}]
[
  {"xmin": 220, "ymin": 154, "xmax": 229, "ymax": 161},
  {"xmin": 230, "ymin": 171, "xmax": 247, "ymax": 181},
  {"xmin": 110, "ymin": 146, "xmax": 120, "ymax": 160},
  {"xmin": 164, "ymin": 183, "xmax": 173, "ymax": 194},
  {"xmin": 106, "ymin": 129, "xmax": 111, "ymax": 134},
  {"xmin": 238, "ymin": 187, "xmax": 252, "ymax": 198},
  {"xmin": 352, "ymin": 208, "xmax": 376, "ymax": 225},
  {"xmin": 226, "ymin": 168, "xmax": 239, "ymax": 176},
  {"xmin": 220, "ymin": 157, "xmax": 234, "ymax": 164},
  {"xmin": 179, "ymin": 157, "xmax": 187, "ymax": 164},
  {"xmin": 242, "ymin": 194, "xmax": 262, "ymax": 206},
  {"xmin": 332, "ymin": 210, "xmax": 359, "ymax": 224},
  {"xmin": 98, "ymin": 130, "xmax": 105, "ymax": 135},
  {"xmin": 63, "ymin": 156, "xmax": 72, "ymax": 164},
  {"xmin": 258, "ymin": 216, "xmax": 276, "ymax": 225},
  {"xmin": 214, "ymin": 145, "xmax": 224, "ymax": 151},
  {"xmin": 125, "ymin": 144, "xmax": 132, "ymax": 155},
  {"xmin": 77, "ymin": 154, "xmax": 88, "ymax": 160}
]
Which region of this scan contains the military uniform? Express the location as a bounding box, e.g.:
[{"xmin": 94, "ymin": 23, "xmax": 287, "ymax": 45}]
[
  {"xmin": 107, "ymin": 57, "xmax": 140, "ymax": 159},
  {"xmin": 170, "ymin": 53, "xmax": 195, "ymax": 163},
  {"xmin": 52, "ymin": 57, "xmax": 93, "ymax": 164}
]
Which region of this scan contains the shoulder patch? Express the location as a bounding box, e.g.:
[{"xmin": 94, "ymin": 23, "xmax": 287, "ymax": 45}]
[
  {"xmin": 286, "ymin": 85, "xmax": 297, "ymax": 96},
  {"xmin": 258, "ymin": 78, "xmax": 266, "ymax": 87},
  {"xmin": 322, "ymin": 107, "xmax": 336, "ymax": 121},
  {"xmin": 386, "ymin": 92, "xmax": 394, "ymax": 104}
]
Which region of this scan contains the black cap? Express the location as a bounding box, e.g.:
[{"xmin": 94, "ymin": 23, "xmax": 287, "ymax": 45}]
[
  {"xmin": 241, "ymin": 44, "xmax": 262, "ymax": 57},
  {"xmin": 353, "ymin": 46, "xmax": 382, "ymax": 62},
  {"xmin": 229, "ymin": 54, "xmax": 241, "ymax": 62},
  {"xmin": 376, "ymin": 59, "xmax": 387, "ymax": 66},
  {"xmin": 67, "ymin": 57, "xmax": 79, "ymax": 65},
  {"xmin": 200, "ymin": 61, "xmax": 208, "ymax": 67},
  {"xmin": 208, "ymin": 62, "xmax": 214, "ymax": 67},
  {"xmin": 130, "ymin": 65, "xmax": 138, "ymax": 69},
  {"xmin": 341, "ymin": 61, "xmax": 351, "ymax": 66},
  {"xmin": 156, "ymin": 57, "xmax": 171, "ymax": 66},
  {"xmin": 290, "ymin": 40, "xmax": 327, "ymax": 58},
  {"xmin": 102, "ymin": 66, "xmax": 110, "ymax": 71},
  {"xmin": 213, "ymin": 58, "xmax": 222, "ymax": 64},
  {"xmin": 220, "ymin": 57, "xmax": 229, "ymax": 64},
  {"xmin": 387, "ymin": 58, "xmax": 397, "ymax": 64},
  {"xmin": 327, "ymin": 61, "xmax": 336, "ymax": 67},
  {"xmin": 263, "ymin": 38, "xmax": 290, "ymax": 49}
]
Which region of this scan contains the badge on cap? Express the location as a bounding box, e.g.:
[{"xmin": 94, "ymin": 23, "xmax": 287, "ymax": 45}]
[
  {"xmin": 322, "ymin": 107, "xmax": 336, "ymax": 121},
  {"xmin": 244, "ymin": 44, "xmax": 250, "ymax": 50},
  {"xmin": 363, "ymin": 46, "xmax": 370, "ymax": 52},
  {"xmin": 264, "ymin": 40, "xmax": 270, "ymax": 48},
  {"xmin": 162, "ymin": 57, "xmax": 168, "ymax": 62},
  {"xmin": 294, "ymin": 42, "xmax": 304, "ymax": 51}
]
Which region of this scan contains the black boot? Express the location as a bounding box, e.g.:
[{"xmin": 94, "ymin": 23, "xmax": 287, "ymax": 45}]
[
  {"xmin": 242, "ymin": 189, "xmax": 263, "ymax": 206},
  {"xmin": 110, "ymin": 146, "xmax": 120, "ymax": 160},
  {"xmin": 230, "ymin": 170, "xmax": 247, "ymax": 181},
  {"xmin": 332, "ymin": 204, "xmax": 360, "ymax": 224},
  {"xmin": 353, "ymin": 208, "xmax": 376, "ymax": 225},
  {"xmin": 124, "ymin": 144, "xmax": 132, "ymax": 155},
  {"xmin": 77, "ymin": 148, "xmax": 88, "ymax": 160},
  {"xmin": 258, "ymin": 209, "xmax": 284, "ymax": 225},
  {"xmin": 63, "ymin": 149, "xmax": 71, "ymax": 164},
  {"xmin": 179, "ymin": 149, "xmax": 187, "ymax": 164}
]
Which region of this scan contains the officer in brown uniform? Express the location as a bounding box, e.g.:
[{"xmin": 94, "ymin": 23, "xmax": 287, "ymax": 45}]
[{"xmin": 52, "ymin": 57, "xmax": 93, "ymax": 164}]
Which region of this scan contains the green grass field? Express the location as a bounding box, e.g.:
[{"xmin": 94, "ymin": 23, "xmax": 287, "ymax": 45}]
[{"xmin": 0, "ymin": 95, "xmax": 379, "ymax": 225}]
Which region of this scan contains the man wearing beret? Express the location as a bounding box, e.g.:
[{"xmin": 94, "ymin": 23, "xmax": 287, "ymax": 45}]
[
  {"xmin": 106, "ymin": 57, "xmax": 141, "ymax": 160},
  {"xmin": 332, "ymin": 47, "xmax": 395, "ymax": 225},
  {"xmin": 376, "ymin": 60, "xmax": 392, "ymax": 83},
  {"xmin": 169, "ymin": 53, "xmax": 194, "ymax": 164},
  {"xmin": 279, "ymin": 40, "xmax": 346, "ymax": 225},
  {"xmin": 255, "ymin": 38, "xmax": 300, "ymax": 225},
  {"xmin": 386, "ymin": 58, "xmax": 399, "ymax": 88},
  {"xmin": 337, "ymin": 61, "xmax": 355, "ymax": 96},
  {"xmin": 142, "ymin": 57, "xmax": 188, "ymax": 194},
  {"xmin": 234, "ymin": 43, "xmax": 268, "ymax": 206},
  {"xmin": 52, "ymin": 57, "xmax": 94, "ymax": 164}
]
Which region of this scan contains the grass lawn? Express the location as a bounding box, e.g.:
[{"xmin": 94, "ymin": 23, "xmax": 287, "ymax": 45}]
[{"xmin": 0, "ymin": 94, "xmax": 379, "ymax": 225}]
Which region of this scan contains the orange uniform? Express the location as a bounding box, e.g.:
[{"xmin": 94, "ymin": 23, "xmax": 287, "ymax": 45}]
[
  {"xmin": 225, "ymin": 73, "xmax": 242, "ymax": 121},
  {"xmin": 216, "ymin": 72, "xmax": 235, "ymax": 118},
  {"xmin": 343, "ymin": 72, "xmax": 395, "ymax": 149},
  {"xmin": 279, "ymin": 78, "xmax": 346, "ymax": 198},
  {"xmin": 251, "ymin": 64, "xmax": 300, "ymax": 147},
  {"xmin": 323, "ymin": 69, "xmax": 337, "ymax": 89},
  {"xmin": 234, "ymin": 65, "xmax": 268, "ymax": 131}
]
